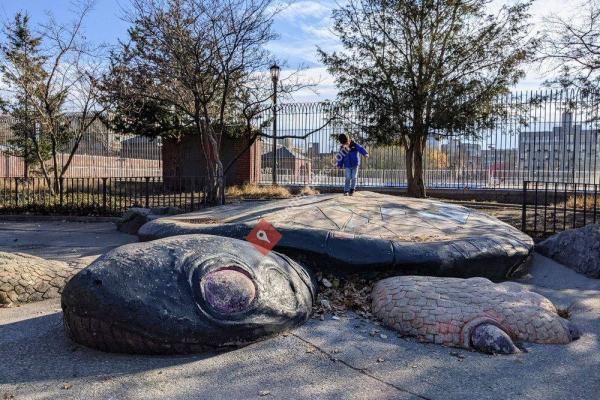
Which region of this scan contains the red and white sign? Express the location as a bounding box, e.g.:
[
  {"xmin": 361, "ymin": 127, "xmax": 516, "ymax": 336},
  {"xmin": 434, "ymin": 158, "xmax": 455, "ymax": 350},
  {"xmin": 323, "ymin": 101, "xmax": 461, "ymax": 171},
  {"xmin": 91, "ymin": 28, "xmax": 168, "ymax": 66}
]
[{"xmin": 246, "ymin": 219, "xmax": 282, "ymax": 255}]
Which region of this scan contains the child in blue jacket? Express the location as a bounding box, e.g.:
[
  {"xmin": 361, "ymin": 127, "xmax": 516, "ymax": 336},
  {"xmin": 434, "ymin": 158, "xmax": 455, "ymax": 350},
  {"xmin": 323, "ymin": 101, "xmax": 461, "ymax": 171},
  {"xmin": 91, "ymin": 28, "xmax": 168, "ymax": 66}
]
[{"xmin": 336, "ymin": 134, "xmax": 369, "ymax": 196}]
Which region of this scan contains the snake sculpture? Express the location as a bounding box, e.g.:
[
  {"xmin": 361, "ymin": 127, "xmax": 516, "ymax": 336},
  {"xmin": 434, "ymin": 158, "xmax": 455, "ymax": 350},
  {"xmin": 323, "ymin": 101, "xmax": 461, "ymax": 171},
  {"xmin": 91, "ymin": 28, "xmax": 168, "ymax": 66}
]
[{"xmin": 59, "ymin": 193, "xmax": 581, "ymax": 354}]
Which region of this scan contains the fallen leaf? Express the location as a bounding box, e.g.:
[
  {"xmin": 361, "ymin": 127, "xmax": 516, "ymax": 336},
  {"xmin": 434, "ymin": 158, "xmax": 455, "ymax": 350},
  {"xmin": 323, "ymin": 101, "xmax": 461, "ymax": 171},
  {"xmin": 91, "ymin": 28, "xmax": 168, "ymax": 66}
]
[
  {"xmin": 258, "ymin": 390, "xmax": 271, "ymax": 396},
  {"xmin": 377, "ymin": 358, "xmax": 384, "ymax": 363},
  {"xmin": 61, "ymin": 383, "xmax": 73, "ymax": 390}
]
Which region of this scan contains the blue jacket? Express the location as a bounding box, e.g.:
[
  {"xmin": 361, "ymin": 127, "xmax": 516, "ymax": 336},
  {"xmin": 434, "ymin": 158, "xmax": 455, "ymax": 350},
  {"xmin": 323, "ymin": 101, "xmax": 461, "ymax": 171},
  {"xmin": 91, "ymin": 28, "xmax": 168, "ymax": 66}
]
[{"xmin": 336, "ymin": 141, "xmax": 369, "ymax": 168}]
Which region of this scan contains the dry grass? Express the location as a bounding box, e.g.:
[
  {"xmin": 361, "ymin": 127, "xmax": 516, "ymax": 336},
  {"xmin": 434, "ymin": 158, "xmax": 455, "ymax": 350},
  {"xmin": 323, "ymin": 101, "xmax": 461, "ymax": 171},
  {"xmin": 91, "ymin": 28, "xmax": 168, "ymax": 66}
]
[
  {"xmin": 562, "ymin": 195, "xmax": 600, "ymax": 210},
  {"xmin": 296, "ymin": 186, "xmax": 320, "ymax": 196},
  {"xmin": 225, "ymin": 184, "xmax": 292, "ymax": 200}
]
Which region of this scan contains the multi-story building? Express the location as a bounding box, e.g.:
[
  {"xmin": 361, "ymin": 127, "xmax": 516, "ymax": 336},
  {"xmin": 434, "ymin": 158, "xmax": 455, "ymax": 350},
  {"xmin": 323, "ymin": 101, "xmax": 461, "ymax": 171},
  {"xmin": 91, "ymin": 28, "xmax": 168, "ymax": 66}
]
[
  {"xmin": 441, "ymin": 138, "xmax": 482, "ymax": 169},
  {"xmin": 518, "ymin": 112, "xmax": 600, "ymax": 183}
]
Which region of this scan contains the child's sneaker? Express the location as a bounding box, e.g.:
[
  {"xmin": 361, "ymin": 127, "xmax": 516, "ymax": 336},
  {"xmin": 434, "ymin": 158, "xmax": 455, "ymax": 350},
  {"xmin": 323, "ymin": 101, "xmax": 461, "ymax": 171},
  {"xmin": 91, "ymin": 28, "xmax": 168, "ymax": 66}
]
[
  {"xmin": 343, "ymin": 192, "xmax": 349, "ymax": 196},
  {"xmin": 349, "ymin": 190, "xmax": 355, "ymax": 196}
]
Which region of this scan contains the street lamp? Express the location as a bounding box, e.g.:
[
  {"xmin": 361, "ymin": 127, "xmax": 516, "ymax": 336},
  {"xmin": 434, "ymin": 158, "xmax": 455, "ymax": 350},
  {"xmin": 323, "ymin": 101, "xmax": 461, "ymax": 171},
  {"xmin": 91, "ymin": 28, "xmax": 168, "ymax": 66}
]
[{"xmin": 270, "ymin": 63, "xmax": 280, "ymax": 186}]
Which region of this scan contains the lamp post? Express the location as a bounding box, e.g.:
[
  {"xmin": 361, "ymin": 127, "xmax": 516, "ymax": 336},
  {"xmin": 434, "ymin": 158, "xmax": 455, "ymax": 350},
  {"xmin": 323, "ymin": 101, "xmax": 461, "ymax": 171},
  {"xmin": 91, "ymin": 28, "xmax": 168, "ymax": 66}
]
[{"xmin": 270, "ymin": 63, "xmax": 280, "ymax": 186}]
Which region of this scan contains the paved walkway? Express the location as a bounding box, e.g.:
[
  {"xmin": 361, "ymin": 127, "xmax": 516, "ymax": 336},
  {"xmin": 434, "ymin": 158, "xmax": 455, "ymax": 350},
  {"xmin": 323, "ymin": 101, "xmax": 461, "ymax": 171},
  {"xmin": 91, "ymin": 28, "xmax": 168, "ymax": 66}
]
[
  {"xmin": 0, "ymin": 220, "xmax": 137, "ymax": 264},
  {"xmin": 0, "ymin": 221, "xmax": 598, "ymax": 400}
]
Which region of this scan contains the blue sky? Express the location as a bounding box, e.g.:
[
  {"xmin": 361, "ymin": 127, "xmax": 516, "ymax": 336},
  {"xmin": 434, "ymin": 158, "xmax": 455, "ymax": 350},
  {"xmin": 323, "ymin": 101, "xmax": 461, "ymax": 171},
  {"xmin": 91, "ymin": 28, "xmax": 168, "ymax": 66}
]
[
  {"xmin": 0, "ymin": 0, "xmax": 130, "ymax": 45},
  {"xmin": 0, "ymin": 0, "xmax": 581, "ymax": 101}
]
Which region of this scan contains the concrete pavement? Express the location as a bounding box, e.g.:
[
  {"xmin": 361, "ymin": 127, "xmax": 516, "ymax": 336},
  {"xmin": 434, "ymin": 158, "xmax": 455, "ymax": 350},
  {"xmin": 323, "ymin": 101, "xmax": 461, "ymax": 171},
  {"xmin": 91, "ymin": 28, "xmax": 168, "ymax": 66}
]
[
  {"xmin": 0, "ymin": 221, "xmax": 598, "ymax": 399},
  {"xmin": 0, "ymin": 220, "xmax": 137, "ymax": 264}
]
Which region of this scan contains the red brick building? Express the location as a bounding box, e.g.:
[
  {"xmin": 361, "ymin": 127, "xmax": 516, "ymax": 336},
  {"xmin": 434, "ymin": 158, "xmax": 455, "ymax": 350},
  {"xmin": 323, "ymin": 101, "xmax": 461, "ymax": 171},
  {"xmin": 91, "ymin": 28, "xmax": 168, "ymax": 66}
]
[
  {"xmin": 261, "ymin": 146, "xmax": 311, "ymax": 182},
  {"xmin": 162, "ymin": 134, "xmax": 261, "ymax": 186}
]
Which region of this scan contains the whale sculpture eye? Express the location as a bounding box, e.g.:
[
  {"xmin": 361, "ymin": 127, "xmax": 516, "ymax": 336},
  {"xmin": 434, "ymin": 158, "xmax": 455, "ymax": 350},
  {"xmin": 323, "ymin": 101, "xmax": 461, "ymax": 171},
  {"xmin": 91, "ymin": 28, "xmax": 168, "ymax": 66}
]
[{"xmin": 201, "ymin": 267, "xmax": 256, "ymax": 314}]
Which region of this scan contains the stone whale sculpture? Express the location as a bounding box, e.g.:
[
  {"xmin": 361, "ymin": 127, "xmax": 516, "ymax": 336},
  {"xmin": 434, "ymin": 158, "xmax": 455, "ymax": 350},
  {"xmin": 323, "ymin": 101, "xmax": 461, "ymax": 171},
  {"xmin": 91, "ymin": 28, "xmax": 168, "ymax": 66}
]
[{"xmin": 61, "ymin": 235, "xmax": 316, "ymax": 354}]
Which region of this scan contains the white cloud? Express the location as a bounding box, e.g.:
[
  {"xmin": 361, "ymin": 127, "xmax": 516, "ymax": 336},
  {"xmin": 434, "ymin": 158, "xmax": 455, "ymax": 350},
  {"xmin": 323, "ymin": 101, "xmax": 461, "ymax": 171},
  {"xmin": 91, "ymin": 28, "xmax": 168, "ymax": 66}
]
[
  {"xmin": 267, "ymin": 41, "xmax": 321, "ymax": 64},
  {"xmin": 284, "ymin": 66, "xmax": 338, "ymax": 102},
  {"xmin": 274, "ymin": 0, "xmax": 589, "ymax": 97},
  {"xmin": 277, "ymin": 1, "xmax": 332, "ymax": 21},
  {"xmin": 301, "ymin": 24, "xmax": 337, "ymax": 40}
]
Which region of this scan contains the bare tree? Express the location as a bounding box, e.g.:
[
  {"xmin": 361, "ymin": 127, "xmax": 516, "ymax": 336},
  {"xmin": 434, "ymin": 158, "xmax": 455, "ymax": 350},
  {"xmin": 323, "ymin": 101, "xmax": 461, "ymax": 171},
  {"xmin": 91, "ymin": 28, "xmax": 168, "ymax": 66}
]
[
  {"xmin": 539, "ymin": 0, "xmax": 600, "ymax": 91},
  {"xmin": 103, "ymin": 0, "xmax": 286, "ymax": 203},
  {"xmin": 0, "ymin": 1, "xmax": 106, "ymax": 192},
  {"xmin": 224, "ymin": 69, "xmax": 317, "ymax": 176}
]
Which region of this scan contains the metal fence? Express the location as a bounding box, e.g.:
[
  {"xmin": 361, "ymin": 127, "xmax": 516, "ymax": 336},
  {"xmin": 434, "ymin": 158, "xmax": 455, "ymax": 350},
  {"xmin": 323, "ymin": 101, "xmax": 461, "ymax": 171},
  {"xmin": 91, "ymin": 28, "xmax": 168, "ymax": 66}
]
[
  {"xmin": 0, "ymin": 177, "xmax": 209, "ymax": 216},
  {"xmin": 0, "ymin": 116, "xmax": 162, "ymax": 178},
  {"xmin": 521, "ymin": 181, "xmax": 599, "ymax": 239},
  {"xmin": 256, "ymin": 90, "xmax": 600, "ymax": 190}
]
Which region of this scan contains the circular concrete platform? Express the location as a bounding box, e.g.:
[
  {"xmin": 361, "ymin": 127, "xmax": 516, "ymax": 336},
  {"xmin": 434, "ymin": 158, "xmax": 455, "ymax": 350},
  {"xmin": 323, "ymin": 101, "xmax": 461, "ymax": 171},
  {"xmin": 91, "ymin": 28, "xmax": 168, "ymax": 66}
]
[{"xmin": 138, "ymin": 192, "xmax": 533, "ymax": 280}]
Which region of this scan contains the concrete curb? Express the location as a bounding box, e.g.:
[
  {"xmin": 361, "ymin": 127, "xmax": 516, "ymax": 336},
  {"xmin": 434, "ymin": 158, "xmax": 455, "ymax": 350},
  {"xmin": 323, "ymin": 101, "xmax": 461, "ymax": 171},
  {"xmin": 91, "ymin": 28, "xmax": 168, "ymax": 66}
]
[{"xmin": 0, "ymin": 215, "xmax": 120, "ymax": 223}]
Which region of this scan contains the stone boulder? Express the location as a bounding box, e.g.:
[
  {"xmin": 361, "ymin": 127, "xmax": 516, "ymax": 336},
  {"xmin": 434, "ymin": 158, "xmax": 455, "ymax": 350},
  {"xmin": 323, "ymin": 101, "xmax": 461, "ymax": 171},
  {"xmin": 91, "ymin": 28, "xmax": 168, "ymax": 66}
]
[
  {"xmin": 536, "ymin": 224, "xmax": 600, "ymax": 278},
  {"xmin": 0, "ymin": 252, "xmax": 79, "ymax": 307},
  {"xmin": 117, "ymin": 208, "xmax": 153, "ymax": 235},
  {"xmin": 117, "ymin": 206, "xmax": 183, "ymax": 235}
]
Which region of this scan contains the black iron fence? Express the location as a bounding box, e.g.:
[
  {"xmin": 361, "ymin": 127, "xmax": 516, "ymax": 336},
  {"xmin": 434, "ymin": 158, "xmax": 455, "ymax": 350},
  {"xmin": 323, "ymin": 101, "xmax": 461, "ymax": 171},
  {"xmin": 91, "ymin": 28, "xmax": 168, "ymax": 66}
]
[
  {"xmin": 0, "ymin": 115, "xmax": 162, "ymax": 178},
  {"xmin": 256, "ymin": 90, "xmax": 600, "ymax": 191},
  {"xmin": 0, "ymin": 177, "xmax": 210, "ymax": 216},
  {"xmin": 521, "ymin": 181, "xmax": 599, "ymax": 239},
  {"xmin": 2, "ymin": 89, "xmax": 600, "ymax": 190}
]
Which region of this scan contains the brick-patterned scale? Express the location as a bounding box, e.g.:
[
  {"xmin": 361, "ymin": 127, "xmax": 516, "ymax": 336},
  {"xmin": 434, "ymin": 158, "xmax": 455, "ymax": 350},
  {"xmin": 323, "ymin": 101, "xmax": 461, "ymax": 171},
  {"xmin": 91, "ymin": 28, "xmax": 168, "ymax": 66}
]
[
  {"xmin": 0, "ymin": 252, "xmax": 80, "ymax": 307},
  {"xmin": 372, "ymin": 276, "xmax": 580, "ymax": 354}
]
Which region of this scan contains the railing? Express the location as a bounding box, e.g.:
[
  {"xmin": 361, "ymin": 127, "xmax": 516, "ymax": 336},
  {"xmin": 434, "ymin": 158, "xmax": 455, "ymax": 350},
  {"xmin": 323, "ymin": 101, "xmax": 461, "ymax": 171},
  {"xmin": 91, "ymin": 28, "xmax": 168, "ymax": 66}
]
[
  {"xmin": 256, "ymin": 90, "xmax": 600, "ymax": 191},
  {"xmin": 0, "ymin": 177, "xmax": 210, "ymax": 216},
  {"xmin": 260, "ymin": 168, "xmax": 560, "ymax": 189},
  {"xmin": 521, "ymin": 181, "xmax": 599, "ymax": 239},
  {"xmin": 0, "ymin": 115, "xmax": 162, "ymax": 178}
]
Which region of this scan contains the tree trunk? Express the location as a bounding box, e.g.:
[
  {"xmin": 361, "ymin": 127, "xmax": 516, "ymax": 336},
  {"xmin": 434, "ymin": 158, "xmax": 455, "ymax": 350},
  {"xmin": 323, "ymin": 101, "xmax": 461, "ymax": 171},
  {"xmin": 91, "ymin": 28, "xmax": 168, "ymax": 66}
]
[
  {"xmin": 31, "ymin": 136, "xmax": 53, "ymax": 193},
  {"xmin": 59, "ymin": 133, "xmax": 84, "ymax": 179},
  {"xmin": 405, "ymin": 137, "xmax": 427, "ymax": 198},
  {"xmin": 50, "ymin": 136, "xmax": 60, "ymax": 194},
  {"xmin": 201, "ymin": 132, "xmax": 224, "ymax": 205}
]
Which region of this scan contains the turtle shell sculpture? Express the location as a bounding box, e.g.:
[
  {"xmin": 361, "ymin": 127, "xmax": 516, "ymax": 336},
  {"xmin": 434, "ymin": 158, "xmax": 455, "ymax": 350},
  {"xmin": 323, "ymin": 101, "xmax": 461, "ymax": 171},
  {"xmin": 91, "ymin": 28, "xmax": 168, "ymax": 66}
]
[
  {"xmin": 138, "ymin": 192, "xmax": 534, "ymax": 281},
  {"xmin": 372, "ymin": 276, "xmax": 580, "ymax": 354},
  {"xmin": 61, "ymin": 235, "xmax": 316, "ymax": 354}
]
